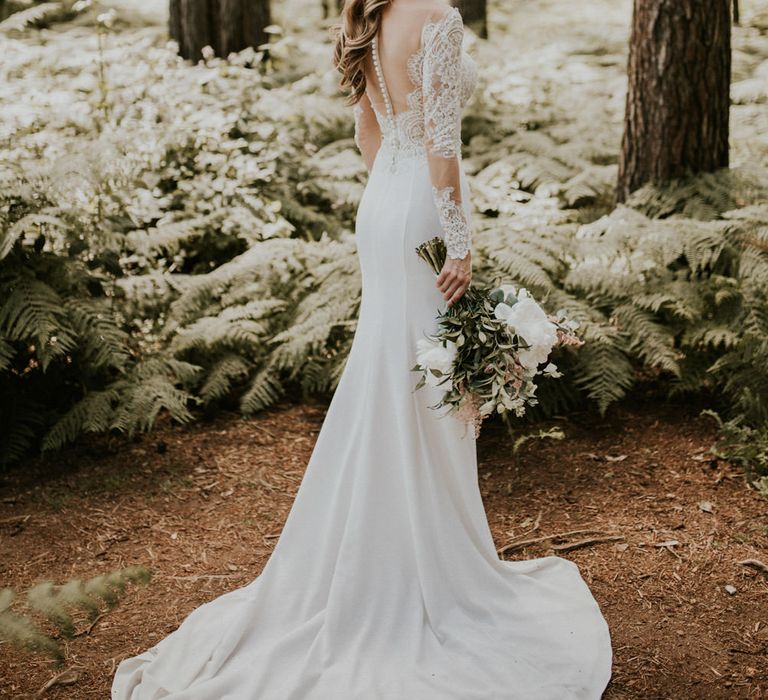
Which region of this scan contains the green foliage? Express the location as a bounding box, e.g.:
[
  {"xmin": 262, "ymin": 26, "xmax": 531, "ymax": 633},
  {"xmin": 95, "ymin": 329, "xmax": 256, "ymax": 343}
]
[
  {"xmin": 704, "ymin": 410, "xmax": 768, "ymax": 486},
  {"xmin": 0, "ymin": 176, "xmax": 197, "ymax": 465},
  {"xmin": 0, "ymin": 7, "xmax": 367, "ymax": 462},
  {"xmin": 1, "ymin": 0, "xmax": 767, "ymax": 494},
  {"xmin": 0, "ymin": 566, "xmax": 151, "ymax": 662},
  {"xmin": 0, "ymin": 1, "xmax": 86, "ymax": 34},
  {"xmin": 166, "ymin": 235, "xmax": 361, "ymax": 414},
  {"xmin": 511, "ymin": 426, "xmax": 565, "ymax": 454}
]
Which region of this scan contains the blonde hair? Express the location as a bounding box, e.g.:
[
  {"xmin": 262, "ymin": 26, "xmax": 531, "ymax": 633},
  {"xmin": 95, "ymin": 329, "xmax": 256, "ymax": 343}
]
[{"xmin": 332, "ymin": 0, "xmax": 392, "ymax": 105}]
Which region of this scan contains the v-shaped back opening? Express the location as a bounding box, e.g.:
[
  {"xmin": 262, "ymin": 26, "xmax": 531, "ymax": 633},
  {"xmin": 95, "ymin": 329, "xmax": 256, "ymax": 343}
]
[
  {"xmin": 370, "ymin": 35, "xmax": 396, "ymax": 121},
  {"xmin": 364, "ymin": 6, "xmax": 461, "ymax": 120}
]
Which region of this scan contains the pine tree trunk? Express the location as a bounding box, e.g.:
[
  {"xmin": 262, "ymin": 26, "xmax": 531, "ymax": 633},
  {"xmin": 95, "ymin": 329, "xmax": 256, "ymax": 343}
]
[
  {"xmin": 453, "ymin": 0, "xmax": 487, "ymax": 38},
  {"xmin": 169, "ymin": 0, "xmax": 271, "ymax": 61},
  {"xmin": 321, "ymin": 0, "xmax": 339, "ymax": 19},
  {"xmin": 616, "ymin": 0, "xmax": 731, "ymax": 202}
]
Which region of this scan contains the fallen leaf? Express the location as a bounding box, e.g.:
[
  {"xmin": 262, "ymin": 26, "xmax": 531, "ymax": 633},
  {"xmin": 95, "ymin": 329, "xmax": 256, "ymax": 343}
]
[
  {"xmin": 605, "ymin": 454, "xmax": 628, "ymax": 462},
  {"xmin": 698, "ymin": 500, "xmax": 715, "ymax": 513}
]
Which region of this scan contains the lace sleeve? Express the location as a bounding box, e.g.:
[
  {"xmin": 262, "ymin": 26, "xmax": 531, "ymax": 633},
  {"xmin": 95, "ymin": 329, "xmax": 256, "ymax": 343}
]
[{"xmin": 422, "ymin": 8, "xmax": 471, "ymax": 260}]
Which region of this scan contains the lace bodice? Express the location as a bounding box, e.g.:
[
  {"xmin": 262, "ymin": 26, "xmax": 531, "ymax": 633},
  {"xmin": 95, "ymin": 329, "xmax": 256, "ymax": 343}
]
[
  {"xmin": 353, "ymin": 7, "xmax": 477, "ymax": 260},
  {"xmin": 368, "ymin": 11, "xmax": 477, "ymax": 163}
]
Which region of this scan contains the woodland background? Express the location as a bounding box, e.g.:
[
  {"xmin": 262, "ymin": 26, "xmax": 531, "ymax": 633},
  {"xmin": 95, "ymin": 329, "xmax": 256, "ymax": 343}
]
[{"xmin": 1, "ymin": 0, "xmax": 768, "ymax": 697}]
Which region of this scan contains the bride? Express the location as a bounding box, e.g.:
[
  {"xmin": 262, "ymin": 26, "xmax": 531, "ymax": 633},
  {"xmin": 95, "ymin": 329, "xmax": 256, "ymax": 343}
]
[{"xmin": 112, "ymin": 1, "xmax": 613, "ymax": 697}]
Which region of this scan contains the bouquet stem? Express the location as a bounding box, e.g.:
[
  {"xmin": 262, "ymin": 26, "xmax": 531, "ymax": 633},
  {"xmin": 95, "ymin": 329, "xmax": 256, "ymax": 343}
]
[
  {"xmin": 415, "ymin": 237, "xmax": 479, "ymax": 312},
  {"xmin": 415, "ymin": 237, "xmax": 447, "ymax": 275}
]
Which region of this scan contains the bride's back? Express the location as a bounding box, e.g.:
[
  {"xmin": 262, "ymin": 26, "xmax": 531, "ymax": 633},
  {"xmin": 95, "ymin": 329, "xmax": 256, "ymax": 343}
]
[{"xmin": 363, "ymin": 0, "xmax": 450, "ymax": 117}]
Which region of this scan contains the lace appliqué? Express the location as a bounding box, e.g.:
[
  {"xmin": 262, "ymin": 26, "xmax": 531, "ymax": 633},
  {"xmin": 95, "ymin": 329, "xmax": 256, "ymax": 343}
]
[
  {"xmin": 432, "ymin": 185, "xmax": 471, "ymax": 260},
  {"xmin": 366, "ymin": 9, "xmax": 476, "ymax": 165},
  {"xmin": 422, "ymin": 9, "xmax": 465, "ymax": 159}
]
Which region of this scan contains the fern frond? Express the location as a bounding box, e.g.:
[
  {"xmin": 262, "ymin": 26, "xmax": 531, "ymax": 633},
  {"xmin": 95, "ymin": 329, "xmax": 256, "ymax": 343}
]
[
  {"xmin": 41, "ymin": 388, "xmax": 121, "ymax": 452},
  {"xmin": 65, "ymin": 298, "xmax": 131, "ymax": 372},
  {"xmin": 612, "ymin": 304, "xmax": 680, "ymax": 375},
  {"xmin": 111, "ymin": 375, "xmax": 195, "ymax": 434},
  {"xmin": 0, "ymin": 588, "xmax": 63, "ymax": 661},
  {"xmin": 199, "ymin": 354, "xmax": 252, "ymax": 403},
  {"xmin": 571, "ymin": 321, "xmax": 635, "ymax": 414},
  {"xmin": 0, "ymin": 338, "xmax": 14, "ymax": 372},
  {"xmin": 240, "ymin": 364, "xmax": 284, "ymax": 414},
  {"xmin": 0, "ymin": 272, "xmax": 76, "ymax": 370}
]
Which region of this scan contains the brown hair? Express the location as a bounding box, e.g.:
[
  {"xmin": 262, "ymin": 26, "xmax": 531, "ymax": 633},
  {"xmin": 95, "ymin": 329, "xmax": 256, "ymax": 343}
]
[{"xmin": 332, "ymin": 0, "xmax": 392, "ymax": 106}]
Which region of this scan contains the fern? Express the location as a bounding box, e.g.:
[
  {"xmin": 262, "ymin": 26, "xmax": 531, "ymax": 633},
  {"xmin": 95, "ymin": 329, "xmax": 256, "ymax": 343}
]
[
  {"xmin": 200, "ymin": 354, "xmax": 253, "ymax": 404},
  {"xmin": 0, "ymin": 396, "xmax": 46, "ymax": 466},
  {"xmin": 109, "ymin": 362, "xmax": 199, "ymax": 434},
  {"xmin": 0, "ymin": 3, "xmax": 63, "ymax": 33},
  {"xmin": 0, "ymin": 339, "xmax": 14, "ymax": 372},
  {"xmin": 611, "ymin": 304, "xmax": 680, "ymax": 376},
  {"xmin": 65, "ymin": 298, "xmax": 131, "ymax": 372},
  {"xmin": 41, "ymin": 388, "xmax": 121, "ymax": 452},
  {"xmin": 240, "ymin": 363, "xmax": 284, "ymax": 414},
  {"xmin": 571, "ymin": 321, "xmax": 635, "ymax": 414},
  {"xmin": 0, "ymin": 566, "xmax": 150, "ymax": 662},
  {"xmin": 0, "ymin": 271, "xmax": 77, "ymax": 371},
  {"xmin": 0, "ymin": 588, "xmax": 63, "ymax": 661}
]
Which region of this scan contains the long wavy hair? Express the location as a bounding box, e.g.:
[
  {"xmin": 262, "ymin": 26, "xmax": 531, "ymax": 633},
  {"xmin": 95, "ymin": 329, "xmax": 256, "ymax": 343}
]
[{"xmin": 332, "ymin": 0, "xmax": 392, "ymax": 106}]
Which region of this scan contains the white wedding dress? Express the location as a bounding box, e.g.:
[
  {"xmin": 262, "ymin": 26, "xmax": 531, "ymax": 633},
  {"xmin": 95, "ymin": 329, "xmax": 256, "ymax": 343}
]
[{"xmin": 112, "ymin": 5, "xmax": 613, "ymax": 699}]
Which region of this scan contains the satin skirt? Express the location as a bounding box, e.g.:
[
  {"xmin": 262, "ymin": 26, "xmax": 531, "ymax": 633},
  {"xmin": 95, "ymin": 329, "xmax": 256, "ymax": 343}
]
[{"xmin": 111, "ymin": 144, "xmax": 613, "ymax": 699}]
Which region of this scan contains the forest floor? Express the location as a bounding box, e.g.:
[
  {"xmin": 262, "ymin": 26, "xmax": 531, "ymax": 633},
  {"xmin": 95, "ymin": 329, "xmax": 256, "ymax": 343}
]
[
  {"xmin": 1, "ymin": 398, "xmax": 767, "ymax": 699},
  {"xmin": 2, "ymin": 0, "xmax": 768, "ymax": 698}
]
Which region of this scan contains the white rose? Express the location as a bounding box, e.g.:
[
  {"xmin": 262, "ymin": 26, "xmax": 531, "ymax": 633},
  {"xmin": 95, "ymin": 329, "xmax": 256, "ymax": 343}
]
[
  {"xmin": 416, "ymin": 338, "xmax": 457, "ymax": 387},
  {"xmin": 495, "ymin": 290, "xmax": 558, "ymax": 372},
  {"xmin": 493, "ymin": 301, "xmax": 513, "ymax": 323}
]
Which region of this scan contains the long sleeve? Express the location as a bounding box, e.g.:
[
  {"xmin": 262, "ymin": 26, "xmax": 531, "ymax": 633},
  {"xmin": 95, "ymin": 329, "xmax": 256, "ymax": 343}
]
[
  {"xmin": 353, "ymin": 92, "xmax": 381, "ymax": 173},
  {"xmin": 422, "ymin": 9, "xmax": 471, "ymax": 260}
]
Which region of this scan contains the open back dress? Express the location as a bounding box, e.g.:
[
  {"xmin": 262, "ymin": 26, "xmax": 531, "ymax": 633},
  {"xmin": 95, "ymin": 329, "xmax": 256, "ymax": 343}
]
[{"xmin": 111, "ymin": 4, "xmax": 613, "ymax": 698}]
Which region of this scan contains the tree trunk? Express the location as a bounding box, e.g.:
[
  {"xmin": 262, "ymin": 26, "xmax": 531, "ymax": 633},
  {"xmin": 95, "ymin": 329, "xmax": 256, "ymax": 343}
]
[
  {"xmin": 733, "ymin": 0, "xmax": 739, "ymax": 24},
  {"xmin": 453, "ymin": 0, "xmax": 487, "ymax": 39},
  {"xmin": 616, "ymin": 0, "xmax": 731, "ymax": 202},
  {"xmin": 321, "ymin": 0, "xmax": 339, "ymax": 19},
  {"xmin": 169, "ymin": 0, "xmax": 272, "ymax": 61}
]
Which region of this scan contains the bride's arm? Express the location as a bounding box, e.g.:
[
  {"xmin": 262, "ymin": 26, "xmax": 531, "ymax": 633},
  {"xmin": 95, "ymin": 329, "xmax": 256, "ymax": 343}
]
[
  {"xmin": 422, "ymin": 8, "xmax": 472, "ymax": 305},
  {"xmin": 353, "ymin": 92, "xmax": 381, "ymax": 173}
]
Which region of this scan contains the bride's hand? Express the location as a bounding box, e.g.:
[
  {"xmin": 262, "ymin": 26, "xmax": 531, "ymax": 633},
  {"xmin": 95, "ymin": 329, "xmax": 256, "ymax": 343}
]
[{"xmin": 436, "ymin": 252, "xmax": 471, "ymax": 307}]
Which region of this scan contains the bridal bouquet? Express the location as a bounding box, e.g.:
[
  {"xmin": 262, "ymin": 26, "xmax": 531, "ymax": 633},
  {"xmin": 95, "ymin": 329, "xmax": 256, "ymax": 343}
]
[{"xmin": 412, "ymin": 237, "xmax": 583, "ymax": 437}]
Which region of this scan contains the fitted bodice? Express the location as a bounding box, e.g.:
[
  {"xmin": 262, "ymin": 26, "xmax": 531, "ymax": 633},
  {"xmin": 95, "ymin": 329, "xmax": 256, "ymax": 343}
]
[
  {"xmin": 353, "ymin": 6, "xmax": 477, "ymax": 260},
  {"xmin": 366, "ymin": 10, "xmax": 478, "ymax": 163}
]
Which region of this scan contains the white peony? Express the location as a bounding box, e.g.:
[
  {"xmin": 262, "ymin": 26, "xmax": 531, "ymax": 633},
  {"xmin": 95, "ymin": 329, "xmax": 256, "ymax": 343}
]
[
  {"xmin": 416, "ymin": 337, "xmax": 458, "ymax": 387},
  {"xmin": 494, "ymin": 289, "xmax": 558, "ymax": 372}
]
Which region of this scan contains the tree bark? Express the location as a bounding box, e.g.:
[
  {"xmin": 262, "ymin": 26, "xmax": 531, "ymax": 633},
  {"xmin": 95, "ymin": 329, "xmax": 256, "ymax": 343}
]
[
  {"xmin": 169, "ymin": 0, "xmax": 272, "ymax": 61},
  {"xmin": 616, "ymin": 0, "xmax": 731, "ymax": 202},
  {"xmin": 452, "ymin": 0, "xmax": 487, "ymax": 39},
  {"xmin": 321, "ymin": 0, "xmax": 339, "ymax": 19}
]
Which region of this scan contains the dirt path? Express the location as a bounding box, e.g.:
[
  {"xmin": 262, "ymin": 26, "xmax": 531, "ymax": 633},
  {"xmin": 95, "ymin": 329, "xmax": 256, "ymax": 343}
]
[{"xmin": 1, "ymin": 399, "xmax": 766, "ymax": 699}]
